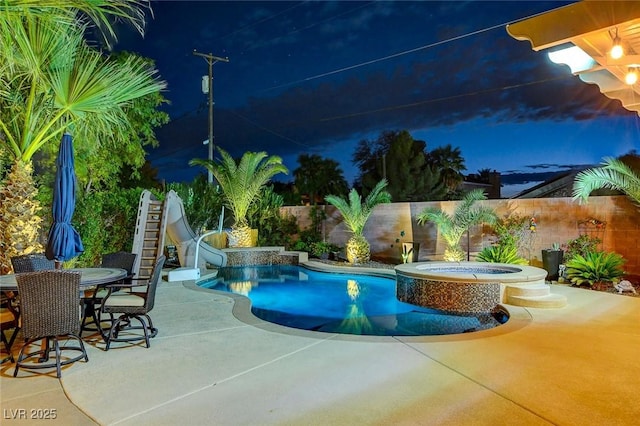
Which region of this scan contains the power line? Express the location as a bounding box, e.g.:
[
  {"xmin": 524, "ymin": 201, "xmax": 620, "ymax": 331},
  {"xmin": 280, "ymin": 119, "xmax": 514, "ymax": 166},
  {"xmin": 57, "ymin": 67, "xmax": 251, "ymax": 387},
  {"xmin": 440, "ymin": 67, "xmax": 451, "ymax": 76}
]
[{"xmin": 257, "ymin": 5, "xmax": 569, "ymax": 94}]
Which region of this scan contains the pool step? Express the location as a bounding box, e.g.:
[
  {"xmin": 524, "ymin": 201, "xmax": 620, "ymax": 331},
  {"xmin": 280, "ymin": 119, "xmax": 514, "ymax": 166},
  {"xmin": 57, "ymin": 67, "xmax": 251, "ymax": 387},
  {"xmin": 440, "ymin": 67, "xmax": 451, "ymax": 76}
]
[{"xmin": 505, "ymin": 283, "xmax": 567, "ymax": 308}]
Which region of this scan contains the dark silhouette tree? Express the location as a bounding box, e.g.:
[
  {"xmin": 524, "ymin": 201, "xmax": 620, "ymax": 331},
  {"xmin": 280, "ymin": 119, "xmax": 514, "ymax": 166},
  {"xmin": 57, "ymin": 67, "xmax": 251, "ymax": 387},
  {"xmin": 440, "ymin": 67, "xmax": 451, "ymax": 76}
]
[
  {"xmin": 427, "ymin": 144, "xmax": 467, "ymax": 199},
  {"xmin": 293, "ymin": 154, "xmax": 349, "ymax": 205},
  {"xmin": 353, "ymin": 130, "xmax": 446, "ymax": 201}
]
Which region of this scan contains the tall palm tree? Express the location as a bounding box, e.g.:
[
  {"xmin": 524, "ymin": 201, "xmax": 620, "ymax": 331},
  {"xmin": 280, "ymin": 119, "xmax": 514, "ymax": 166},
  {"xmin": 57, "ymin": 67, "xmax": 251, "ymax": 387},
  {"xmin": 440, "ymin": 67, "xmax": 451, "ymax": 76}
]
[
  {"xmin": 325, "ymin": 179, "xmax": 391, "ymax": 264},
  {"xmin": 573, "ymin": 157, "xmax": 640, "ymax": 206},
  {"xmin": 190, "ymin": 148, "xmax": 289, "ymax": 247},
  {"xmin": 417, "ymin": 189, "xmax": 497, "ymax": 261},
  {"xmin": 0, "ymin": 2, "xmax": 166, "ymax": 273}
]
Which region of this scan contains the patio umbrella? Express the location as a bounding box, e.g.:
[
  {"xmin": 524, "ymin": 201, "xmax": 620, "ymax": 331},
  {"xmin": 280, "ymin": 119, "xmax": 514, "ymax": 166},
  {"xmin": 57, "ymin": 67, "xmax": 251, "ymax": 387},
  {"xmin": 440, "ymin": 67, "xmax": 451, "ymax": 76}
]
[{"xmin": 45, "ymin": 133, "xmax": 84, "ymax": 266}]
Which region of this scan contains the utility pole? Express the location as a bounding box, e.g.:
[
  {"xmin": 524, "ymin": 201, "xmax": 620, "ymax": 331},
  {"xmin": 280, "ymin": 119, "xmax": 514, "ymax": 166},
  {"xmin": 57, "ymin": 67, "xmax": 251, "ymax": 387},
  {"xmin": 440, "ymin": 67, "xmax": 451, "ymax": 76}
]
[{"xmin": 193, "ymin": 50, "xmax": 229, "ymax": 184}]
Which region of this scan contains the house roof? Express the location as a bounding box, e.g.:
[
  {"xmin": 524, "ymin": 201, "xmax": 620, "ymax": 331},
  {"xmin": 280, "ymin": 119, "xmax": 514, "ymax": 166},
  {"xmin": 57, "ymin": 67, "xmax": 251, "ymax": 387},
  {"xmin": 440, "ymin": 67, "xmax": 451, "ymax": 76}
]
[{"xmin": 507, "ymin": 1, "xmax": 640, "ymax": 115}]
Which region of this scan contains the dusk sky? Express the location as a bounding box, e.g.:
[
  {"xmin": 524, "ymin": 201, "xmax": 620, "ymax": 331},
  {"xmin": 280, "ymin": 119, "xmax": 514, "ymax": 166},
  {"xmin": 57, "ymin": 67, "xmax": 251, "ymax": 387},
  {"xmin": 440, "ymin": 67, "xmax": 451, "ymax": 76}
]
[{"xmin": 115, "ymin": 0, "xmax": 639, "ymax": 197}]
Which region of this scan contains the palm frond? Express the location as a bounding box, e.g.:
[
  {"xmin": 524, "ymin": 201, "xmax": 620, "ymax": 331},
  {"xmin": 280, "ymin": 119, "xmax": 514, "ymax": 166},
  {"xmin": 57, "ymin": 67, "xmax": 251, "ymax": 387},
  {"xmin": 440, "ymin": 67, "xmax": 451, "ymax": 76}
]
[
  {"xmin": 573, "ymin": 157, "xmax": 640, "ymax": 205},
  {"xmin": 189, "ymin": 148, "xmax": 288, "ymax": 227}
]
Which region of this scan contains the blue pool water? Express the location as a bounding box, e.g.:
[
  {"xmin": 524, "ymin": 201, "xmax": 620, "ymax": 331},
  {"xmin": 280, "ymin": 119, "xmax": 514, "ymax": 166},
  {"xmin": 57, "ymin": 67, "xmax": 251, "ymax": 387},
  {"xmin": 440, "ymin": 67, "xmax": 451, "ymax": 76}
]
[{"xmin": 199, "ymin": 265, "xmax": 508, "ymax": 336}]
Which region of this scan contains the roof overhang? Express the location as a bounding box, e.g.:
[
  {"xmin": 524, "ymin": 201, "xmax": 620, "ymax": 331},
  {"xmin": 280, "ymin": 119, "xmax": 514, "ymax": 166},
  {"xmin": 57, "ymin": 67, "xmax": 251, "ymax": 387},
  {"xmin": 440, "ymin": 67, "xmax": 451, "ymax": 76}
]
[{"xmin": 507, "ymin": 1, "xmax": 640, "ymax": 115}]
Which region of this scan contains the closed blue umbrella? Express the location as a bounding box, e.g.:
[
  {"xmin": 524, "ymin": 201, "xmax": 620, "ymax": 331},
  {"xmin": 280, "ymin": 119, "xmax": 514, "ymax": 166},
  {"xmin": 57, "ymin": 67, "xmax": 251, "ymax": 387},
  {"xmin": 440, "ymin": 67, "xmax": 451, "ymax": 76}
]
[{"xmin": 45, "ymin": 133, "xmax": 84, "ymax": 265}]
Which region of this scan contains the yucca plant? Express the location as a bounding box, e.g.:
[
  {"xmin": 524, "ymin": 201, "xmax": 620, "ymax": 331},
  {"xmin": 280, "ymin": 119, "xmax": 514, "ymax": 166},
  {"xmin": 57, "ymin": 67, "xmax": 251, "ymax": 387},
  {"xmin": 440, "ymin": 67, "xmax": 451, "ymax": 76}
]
[
  {"xmin": 564, "ymin": 251, "xmax": 626, "ymax": 287},
  {"xmin": 573, "ymin": 157, "xmax": 640, "ymax": 205},
  {"xmin": 417, "ymin": 189, "xmax": 497, "ymax": 262},
  {"xmin": 325, "ymin": 179, "xmax": 391, "ymax": 264},
  {"xmin": 190, "ymin": 148, "xmax": 288, "ymax": 247},
  {"xmin": 476, "ymin": 244, "xmax": 528, "ymax": 265}
]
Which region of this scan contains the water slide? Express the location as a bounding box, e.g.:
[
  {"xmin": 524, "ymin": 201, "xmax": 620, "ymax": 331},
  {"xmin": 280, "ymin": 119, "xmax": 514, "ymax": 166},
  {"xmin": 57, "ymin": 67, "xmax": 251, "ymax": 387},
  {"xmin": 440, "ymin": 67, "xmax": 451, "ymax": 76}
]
[{"xmin": 164, "ymin": 190, "xmax": 227, "ymax": 270}]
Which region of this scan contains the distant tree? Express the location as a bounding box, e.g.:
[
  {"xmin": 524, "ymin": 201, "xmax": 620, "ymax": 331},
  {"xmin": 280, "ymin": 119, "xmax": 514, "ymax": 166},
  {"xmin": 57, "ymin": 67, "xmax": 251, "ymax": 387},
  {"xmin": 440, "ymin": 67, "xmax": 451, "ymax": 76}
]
[
  {"xmin": 271, "ymin": 181, "xmax": 299, "ymax": 206},
  {"xmin": 293, "ymin": 154, "xmax": 349, "ymax": 205},
  {"xmin": 467, "ymin": 168, "xmax": 494, "ymax": 184},
  {"xmin": 353, "ymin": 130, "xmax": 446, "ymax": 201},
  {"xmin": 427, "ymin": 144, "xmax": 467, "ymax": 199}
]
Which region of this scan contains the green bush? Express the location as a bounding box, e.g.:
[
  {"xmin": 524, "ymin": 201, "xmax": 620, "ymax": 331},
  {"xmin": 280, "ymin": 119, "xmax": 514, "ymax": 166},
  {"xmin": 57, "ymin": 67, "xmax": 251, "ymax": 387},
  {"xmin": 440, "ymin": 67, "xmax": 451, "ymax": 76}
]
[
  {"xmin": 72, "ymin": 187, "xmax": 145, "ymax": 267},
  {"xmin": 247, "ymin": 185, "xmax": 300, "ymax": 248},
  {"xmin": 477, "ymin": 244, "xmax": 528, "ymax": 265},
  {"xmin": 565, "ymin": 251, "xmax": 626, "ymax": 286},
  {"xmin": 563, "ymin": 234, "xmax": 602, "ymax": 263},
  {"xmin": 309, "ymin": 241, "xmax": 340, "ymax": 258}
]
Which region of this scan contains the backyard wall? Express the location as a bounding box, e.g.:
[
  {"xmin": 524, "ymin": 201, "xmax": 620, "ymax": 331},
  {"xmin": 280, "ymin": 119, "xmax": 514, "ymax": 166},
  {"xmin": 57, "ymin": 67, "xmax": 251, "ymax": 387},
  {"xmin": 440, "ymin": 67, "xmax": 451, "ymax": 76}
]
[{"xmin": 281, "ymin": 195, "xmax": 640, "ymax": 275}]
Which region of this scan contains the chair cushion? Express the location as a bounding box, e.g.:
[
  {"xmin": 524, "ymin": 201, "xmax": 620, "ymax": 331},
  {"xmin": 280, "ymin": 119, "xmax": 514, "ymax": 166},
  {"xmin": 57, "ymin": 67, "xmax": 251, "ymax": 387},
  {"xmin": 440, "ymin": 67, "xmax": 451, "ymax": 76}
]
[{"xmin": 103, "ymin": 293, "xmax": 145, "ymax": 307}]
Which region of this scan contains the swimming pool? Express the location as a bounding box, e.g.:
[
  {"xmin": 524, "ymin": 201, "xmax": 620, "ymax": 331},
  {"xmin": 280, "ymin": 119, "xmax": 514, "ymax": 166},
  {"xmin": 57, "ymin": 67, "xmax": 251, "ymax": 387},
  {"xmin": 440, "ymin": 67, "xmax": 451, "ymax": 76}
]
[{"xmin": 198, "ymin": 265, "xmax": 508, "ymax": 336}]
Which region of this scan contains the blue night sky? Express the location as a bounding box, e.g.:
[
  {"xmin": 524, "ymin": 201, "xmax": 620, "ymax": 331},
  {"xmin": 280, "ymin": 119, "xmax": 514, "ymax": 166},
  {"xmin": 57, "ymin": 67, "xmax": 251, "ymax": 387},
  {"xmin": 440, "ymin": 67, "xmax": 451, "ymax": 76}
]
[{"xmin": 115, "ymin": 1, "xmax": 639, "ymax": 197}]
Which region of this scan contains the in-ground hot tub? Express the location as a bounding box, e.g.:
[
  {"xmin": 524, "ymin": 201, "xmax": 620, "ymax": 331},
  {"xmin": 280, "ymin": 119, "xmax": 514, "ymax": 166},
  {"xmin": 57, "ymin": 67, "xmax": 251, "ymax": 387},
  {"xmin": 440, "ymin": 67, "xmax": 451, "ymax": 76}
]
[{"xmin": 395, "ymin": 261, "xmax": 547, "ymax": 314}]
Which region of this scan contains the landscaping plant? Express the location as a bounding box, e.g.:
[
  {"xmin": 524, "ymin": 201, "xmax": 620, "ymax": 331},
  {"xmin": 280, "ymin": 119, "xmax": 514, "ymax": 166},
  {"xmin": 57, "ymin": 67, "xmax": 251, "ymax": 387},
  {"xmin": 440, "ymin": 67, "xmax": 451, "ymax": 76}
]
[
  {"xmin": 564, "ymin": 251, "xmax": 626, "ymax": 287},
  {"xmin": 563, "ymin": 234, "xmax": 602, "ymax": 263},
  {"xmin": 325, "ymin": 179, "xmax": 391, "ymax": 264},
  {"xmin": 476, "ymin": 244, "xmax": 528, "ymax": 265},
  {"xmin": 417, "ymin": 189, "xmax": 497, "ymax": 262},
  {"xmin": 190, "ymin": 148, "xmax": 288, "ymax": 247}
]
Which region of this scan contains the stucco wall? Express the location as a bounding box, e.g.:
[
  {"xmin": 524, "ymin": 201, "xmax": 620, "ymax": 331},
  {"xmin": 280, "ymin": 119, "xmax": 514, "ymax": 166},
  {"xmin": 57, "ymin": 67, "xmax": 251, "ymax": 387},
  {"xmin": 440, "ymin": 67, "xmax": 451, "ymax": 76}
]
[{"xmin": 281, "ymin": 196, "xmax": 640, "ymax": 275}]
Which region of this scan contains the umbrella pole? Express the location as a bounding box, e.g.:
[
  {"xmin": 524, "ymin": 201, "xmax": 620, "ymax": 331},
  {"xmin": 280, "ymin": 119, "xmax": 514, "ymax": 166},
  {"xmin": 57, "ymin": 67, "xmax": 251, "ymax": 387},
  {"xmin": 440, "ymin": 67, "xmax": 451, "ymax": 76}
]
[{"xmin": 54, "ymin": 261, "xmax": 63, "ymax": 270}]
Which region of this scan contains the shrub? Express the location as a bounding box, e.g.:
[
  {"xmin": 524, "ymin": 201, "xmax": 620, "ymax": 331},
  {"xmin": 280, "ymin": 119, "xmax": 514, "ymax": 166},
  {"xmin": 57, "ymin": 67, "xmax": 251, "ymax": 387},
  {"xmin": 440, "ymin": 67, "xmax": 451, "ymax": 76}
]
[
  {"xmin": 477, "ymin": 245, "xmax": 528, "ymax": 265},
  {"xmin": 73, "ymin": 187, "xmax": 145, "ymax": 267},
  {"xmin": 564, "ymin": 251, "xmax": 626, "ymax": 286},
  {"xmin": 563, "ymin": 234, "xmax": 601, "ymax": 263}
]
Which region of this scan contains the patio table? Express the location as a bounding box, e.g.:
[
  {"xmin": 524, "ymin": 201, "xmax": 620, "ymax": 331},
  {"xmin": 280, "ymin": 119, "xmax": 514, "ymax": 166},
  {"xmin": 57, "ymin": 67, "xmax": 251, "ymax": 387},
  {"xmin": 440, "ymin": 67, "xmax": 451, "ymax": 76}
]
[{"xmin": 0, "ymin": 267, "xmax": 128, "ymax": 291}]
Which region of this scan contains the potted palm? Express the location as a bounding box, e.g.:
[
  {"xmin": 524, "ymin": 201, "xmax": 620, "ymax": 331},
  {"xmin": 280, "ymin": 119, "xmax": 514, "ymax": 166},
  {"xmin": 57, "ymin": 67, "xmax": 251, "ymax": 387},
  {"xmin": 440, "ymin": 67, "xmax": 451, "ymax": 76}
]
[
  {"xmin": 417, "ymin": 189, "xmax": 497, "ymax": 262},
  {"xmin": 190, "ymin": 148, "xmax": 288, "ymax": 247},
  {"xmin": 325, "ymin": 179, "xmax": 391, "ymax": 264}
]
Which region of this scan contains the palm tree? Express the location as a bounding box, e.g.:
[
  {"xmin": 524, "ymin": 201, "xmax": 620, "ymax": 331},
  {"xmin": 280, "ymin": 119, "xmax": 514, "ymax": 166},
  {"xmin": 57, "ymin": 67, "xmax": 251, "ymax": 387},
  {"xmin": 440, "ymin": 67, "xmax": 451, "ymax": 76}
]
[
  {"xmin": 428, "ymin": 144, "xmax": 467, "ymax": 198},
  {"xmin": 417, "ymin": 189, "xmax": 497, "ymax": 261},
  {"xmin": 325, "ymin": 179, "xmax": 391, "ymax": 264},
  {"xmin": 190, "ymin": 148, "xmax": 288, "ymax": 247},
  {"xmin": 293, "ymin": 154, "xmax": 349, "ymax": 205},
  {"xmin": 573, "ymin": 157, "xmax": 640, "ymax": 206},
  {"xmin": 0, "ymin": 2, "xmax": 166, "ymax": 273}
]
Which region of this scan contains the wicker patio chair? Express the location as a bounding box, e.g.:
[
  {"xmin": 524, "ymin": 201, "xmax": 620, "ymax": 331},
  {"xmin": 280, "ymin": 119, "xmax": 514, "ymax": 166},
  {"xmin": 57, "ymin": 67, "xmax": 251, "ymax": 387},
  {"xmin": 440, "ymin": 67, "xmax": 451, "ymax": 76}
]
[
  {"xmin": 81, "ymin": 251, "xmax": 137, "ymax": 333},
  {"xmin": 13, "ymin": 271, "xmax": 88, "ymax": 378},
  {"xmin": 100, "ymin": 256, "xmax": 165, "ymax": 350},
  {"xmin": 10, "ymin": 253, "xmax": 55, "ymax": 273},
  {"xmin": 1, "ymin": 291, "xmax": 20, "ymax": 364}
]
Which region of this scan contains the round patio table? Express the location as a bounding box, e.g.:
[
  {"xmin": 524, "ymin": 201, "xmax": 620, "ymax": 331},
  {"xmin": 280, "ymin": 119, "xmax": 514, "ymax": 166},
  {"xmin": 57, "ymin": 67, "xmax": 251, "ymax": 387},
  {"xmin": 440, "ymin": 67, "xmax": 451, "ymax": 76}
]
[{"xmin": 0, "ymin": 267, "xmax": 127, "ymax": 291}]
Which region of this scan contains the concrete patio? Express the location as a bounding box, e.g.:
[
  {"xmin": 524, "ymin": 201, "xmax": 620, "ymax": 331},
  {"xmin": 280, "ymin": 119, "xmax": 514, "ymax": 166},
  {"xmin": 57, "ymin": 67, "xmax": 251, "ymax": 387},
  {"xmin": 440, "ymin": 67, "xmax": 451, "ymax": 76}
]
[{"xmin": 1, "ymin": 266, "xmax": 639, "ymax": 425}]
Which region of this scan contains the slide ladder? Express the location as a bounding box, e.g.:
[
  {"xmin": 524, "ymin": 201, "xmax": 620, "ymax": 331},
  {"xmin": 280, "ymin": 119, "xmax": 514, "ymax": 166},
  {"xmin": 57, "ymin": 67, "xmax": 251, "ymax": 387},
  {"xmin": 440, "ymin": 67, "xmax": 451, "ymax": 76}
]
[{"xmin": 131, "ymin": 191, "xmax": 168, "ymax": 280}]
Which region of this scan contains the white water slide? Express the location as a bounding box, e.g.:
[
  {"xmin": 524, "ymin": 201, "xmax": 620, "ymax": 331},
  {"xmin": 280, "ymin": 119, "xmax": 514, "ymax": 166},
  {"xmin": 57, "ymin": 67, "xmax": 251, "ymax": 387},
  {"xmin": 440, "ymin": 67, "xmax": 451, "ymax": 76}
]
[{"xmin": 164, "ymin": 190, "xmax": 227, "ymax": 270}]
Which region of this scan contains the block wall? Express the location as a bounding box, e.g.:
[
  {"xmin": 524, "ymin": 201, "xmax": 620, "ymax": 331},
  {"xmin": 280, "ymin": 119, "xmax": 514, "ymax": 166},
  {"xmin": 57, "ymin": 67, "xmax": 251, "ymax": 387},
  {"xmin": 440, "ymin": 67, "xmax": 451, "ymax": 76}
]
[{"xmin": 281, "ymin": 196, "xmax": 640, "ymax": 275}]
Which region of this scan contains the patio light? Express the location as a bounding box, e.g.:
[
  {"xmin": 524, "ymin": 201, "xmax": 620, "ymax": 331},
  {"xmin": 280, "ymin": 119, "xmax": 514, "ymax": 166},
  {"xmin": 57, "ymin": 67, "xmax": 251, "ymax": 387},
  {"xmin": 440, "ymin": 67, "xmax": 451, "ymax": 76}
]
[
  {"xmin": 625, "ymin": 67, "xmax": 638, "ymax": 85},
  {"xmin": 611, "ymin": 28, "xmax": 624, "ymax": 59}
]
